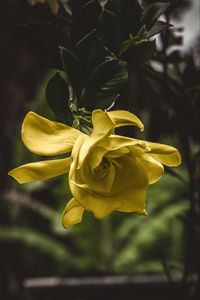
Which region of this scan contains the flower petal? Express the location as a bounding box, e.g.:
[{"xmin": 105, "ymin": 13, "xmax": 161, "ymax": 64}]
[
  {"xmin": 100, "ymin": 135, "xmax": 147, "ymax": 152},
  {"xmin": 140, "ymin": 153, "xmax": 164, "ymax": 184},
  {"xmin": 47, "ymin": 0, "xmax": 59, "ymax": 14},
  {"xmin": 92, "ymin": 109, "xmax": 115, "ymax": 139},
  {"xmin": 8, "ymin": 157, "xmax": 71, "ymax": 184},
  {"xmin": 109, "ymin": 154, "xmax": 148, "ymax": 195},
  {"xmin": 62, "ymin": 198, "xmax": 84, "ymax": 228},
  {"xmin": 145, "ymin": 141, "xmax": 181, "ymax": 167},
  {"xmin": 69, "ymin": 181, "xmax": 121, "ymax": 218},
  {"xmin": 107, "ymin": 110, "xmax": 144, "ymax": 131},
  {"xmin": 73, "ymin": 111, "xmax": 114, "ymax": 170},
  {"xmin": 116, "ymin": 186, "xmax": 147, "ymax": 215},
  {"xmin": 22, "ymin": 112, "xmax": 82, "ymax": 156}
]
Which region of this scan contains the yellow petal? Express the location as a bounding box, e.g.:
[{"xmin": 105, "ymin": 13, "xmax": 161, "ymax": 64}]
[
  {"xmin": 109, "ymin": 154, "xmax": 148, "ymax": 196},
  {"xmin": 102, "ymin": 135, "xmax": 147, "ymax": 152},
  {"xmin": 69, "ymin": 153, "xmax": 149, "ymax": 218},
  {"xmin": 140, "ymin": 153, "xmax": 164, "ymax": 184},
  {"xmin": 86, "ymin": 146, "xmax": 107, "ymax": 172},
  {"xmin": 47, "ymin": 0, "xmax": 59, "ymax": 14},
  {"xmin": 69, "ymin": 181, "xmax": 121, "ymax": 218},
  {"xmin": 28, "ymin": 0, "xmax": 59, "ymax": 15},
  {"xmin": 72, "ymin": 111, "xmax": 114, "ymax": 171},
  {"xmin": 8, "ymin": 157, "xmax": 71, "ymax": 184},
  {"xmin": 91, "ymin": 109, "xmax": 115, "ymax": 139},
  {"xmin": 22, "ymin": 112, "xmax": 82, "ymax": 156},
  {"xmin": 116, "ymin": 186, "xmax": 147, "ymax": 214},
  {"xmin": 145, "ymin": 141, "xmax": 181, "ymax": 167},
  {"xmin": 107, "ymin": 110, "xmax": 144, "ymax": 131},
  {"xmin": 62, "ymin": 198, "xmax": 84, "ymax": 228}
]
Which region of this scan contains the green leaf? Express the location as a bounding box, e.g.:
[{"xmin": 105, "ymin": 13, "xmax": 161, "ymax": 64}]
[
  {"xmin": 0, "ymin": 227, "xmax": 70, "ymax": 263},
  {"xmin": 165, "ymin": 167, "xmax": 187, "ymax": 184},
  {"xmin": 135, "ymin": 40, "xmax": 156, "ymax": 63},
  {"xmin": 114, "ymin": 195, "xmax": 188, "ymax": 271},
  {"xmin": 98, "ymin": 8, "xmax": 120, "ymax": 53},
  {"xmin": 71, "ymin": 0, "xmax": 102, "ymax": 45},
  {"xmin": 105, "ymin": 0, "xmax": 143, "ymax": 37},
  {"xmin": 46, "ymin": 72, "xmax": 73, "ymax": 124},
  {"xmin": 59, "ymin": 46, "xmax": 82, "ymax": 95},
  {"xmin": 81, "ymin": 58, "xmax": 128, "ymax": 109},
  {"xmin": 141, "ymin": 2, "xmax": 170, "ymax": 30},
  {"xmin": 75, "ymin": 29, "xmax": 106, "ymax": 80},
  {"xmin": 119, "ymin": 25, "xmax": 147, "ymax": 56},
  {"xmin": 122, "ymin": 40, "xmax": 156, "ymax": 64},
  {"xmin": 147, "ymin": 20, "xmax": 169, "ymax": 38}
]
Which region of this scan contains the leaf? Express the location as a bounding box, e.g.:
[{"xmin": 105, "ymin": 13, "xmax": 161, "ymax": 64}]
[
  {"xmin": 59, "ymin": 46, "xmax": 82, "ymax": 95},
  {"xmin": 0, "ymin": 227, "xmax": 70, "ymax": 263},
  {"xmin": 98, "ymin": 8, "xmax": 120, "ymax": 53},
  {"xmin": 69, "ymin": 0, "xmax": 93, "ymax": 15},
  {"xmin": 165, "ymin": 167, "xmax": 187, "ymax": 184},
  {"xmin": 71, "ymin": 0, "xmax": 102, "ymax": 45},
  {"xmin": 147, "ymin": 20, "xmax": 169, "ymax": 38},
  {"xmin": 135, "ymin": 40, "xmax": 156, "ymax": 63},
  {"xmin": 81, "ymin": 59, "xmax": 128, "ymax": 109},
  {"xmin": 46, "ymin": 72, "xmax": 73, "ymax": 124},
  {"xmin": 114, "ymin": 200, "xmax": 188, "ymax": 271},
  {"xmin": 119, "ymin": 25, "xmax": 147, "ymax": 56},
  {"xmin": 75, "ymin": 29, "xmax": 106, "ymax": 80},
  {"xmin": 105, "ymin": 0, "xmax": 143, "ymax": 38},
  {"xmin": 121, "ymin": 40, "xmax": 156, "ymax": 64},
  {"xmin": 141, "ymin": 2, "xmax": 170, "ymax": 30}
]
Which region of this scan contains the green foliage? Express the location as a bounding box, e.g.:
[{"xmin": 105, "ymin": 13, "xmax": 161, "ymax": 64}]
[
  {"xmin": 75, "ymin": 29, "xmax": 106, "ymax": 80},
  {"xmin": 114, "ymin": 201, "xmax": 188, "ymax": 272},
  {"xmin": 98, "ymin": 8, "xmax": 120, "ymax": 53},
  {"xmin": 30, "ymin": 0, "xmax": 170, "ymax": 126},
  {"xmin": 82, "ymin": 58, "xmax": 128, "ymax": 109},
  {"xmin": 59, "ymin": 46, "xmax": 81, "ymax": 96},
  {"xmin": 119, "ymin": 25, "xmax": 156, "ymax": 64},
  {"xmin": 141, "ymin": 2, "xmax": 170, "ymax": 30},
  {"xmin": 71, "ymin": 0, "xmax": 102, "ymax": 45},
  {"xmin": 147, "ymin": 20, "xmax": 169, "ymax": 38},
  {"xmin": 0, "ymin": 227, "xmax": 70, "ymax": 264},
  {"xmin": 119, "ymin": 26, "xmax": 148, "ymax": 56},
  {"xmin": 46, "ymin": 72, "xmax": 73, "ymax": 124}
]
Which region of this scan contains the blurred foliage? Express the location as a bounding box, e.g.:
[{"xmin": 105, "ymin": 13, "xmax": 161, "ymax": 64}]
[{"xmin": 0, "ymin": 0, "xmax": 199, "ymax": 299}]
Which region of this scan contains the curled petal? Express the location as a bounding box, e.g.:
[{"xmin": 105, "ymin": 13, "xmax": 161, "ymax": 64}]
[
  {"xmin": 102, "ymin": 135, "xmax": 147, "ymax": 152},
  {"xmin": 86, "ymin": 146, "xmax": 107, "ymax": 172},
  {"xmin": 141, "ymin": 154, "xmax": 164, "ymax": 184},
  {"xmin": 69, "ymin": 181, "xmax": 121, "ymax": 218},
  {"xmin": 146, "ymin": 141, "xmax": 181, "ymax": 167},
  {"xmin": 91, "ymin": 110, "xmax": 115, "ymax": 139},
  {"xmin": 62, "ymin": 198, "xmax": 84, "ymax": 228},
  {"xmin": 110, "ymin": 154, "xmax": 148, "ymax": 195},
  {"xmin": 73, "ymin": 111, "xmax": 114, "ymax": 170},
  {"xmin": 107, "ymin": 110, "xmax": 144, "ymax": 131},
  {"xmin": 22, "ymin": 112, "xmax": 82, "ymax": 156},
  {"xmin": 8, "ymin": 157, "xmax": 71, "ymax": 184}
]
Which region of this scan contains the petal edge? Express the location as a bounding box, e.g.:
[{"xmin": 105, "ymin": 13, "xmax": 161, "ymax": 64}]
[
  {"xmin": 9, "ymin": 157, "xmax": 71, "ymax": 184},
  {"xmin": 22, "ymin": 112, "xmax": 82, "ymax": 156}
]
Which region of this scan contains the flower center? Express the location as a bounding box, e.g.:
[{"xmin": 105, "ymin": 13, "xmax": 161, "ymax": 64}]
[{"xmin": 94, "ymin": 158, "xmax": 110, "ymax": 180}]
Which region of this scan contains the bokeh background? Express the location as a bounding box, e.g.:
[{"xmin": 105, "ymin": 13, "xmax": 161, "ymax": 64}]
[{"xmin": 0, "ymin": 0, "xmax": 199, "ymax": 299}]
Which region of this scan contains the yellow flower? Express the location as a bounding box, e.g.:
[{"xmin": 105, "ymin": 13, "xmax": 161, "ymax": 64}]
[
  {"xmin": 9, "ymin": 110, "xmax": 181, "ymax": 228},
  {"xmin": 28, "ymin": 0, "xmax": 59, "ymax": 15}
]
